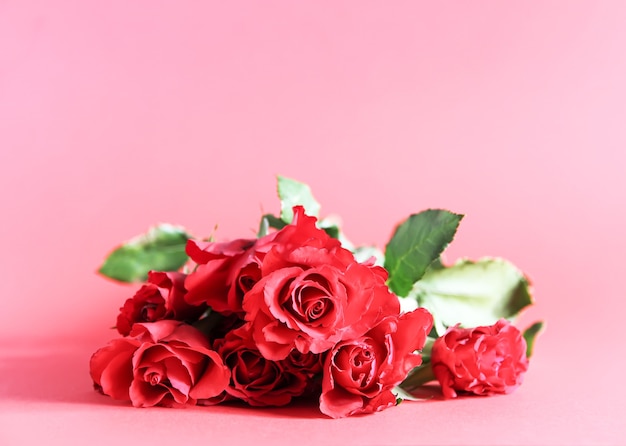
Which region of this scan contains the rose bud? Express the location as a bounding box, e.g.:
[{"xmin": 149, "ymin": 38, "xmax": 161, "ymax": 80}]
[
  {"xmin": 116, "ymin": 271, "xmax": 205, "ymax": 336},
  {"xmin": 431, "ymin": 319, "xmax": 529, "ymax": 399}
]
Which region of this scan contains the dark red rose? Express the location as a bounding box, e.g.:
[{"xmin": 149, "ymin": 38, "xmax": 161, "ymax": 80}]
[
  {"xmin": 319, "ymin": 309, "xmax": 433, "ymax": 418},
  {"xmin": 431, "ymin": 319, "xmax": 529, "ymax": 399},
  {"xmin": 184, "ymin": 235, "xmax": 276, "ymax": 315},
  {"xmin": 281, "ymin": 347, "xmax": 326, "ymax": 397},
  {"xmin": 116, "ymin": 271, "xmax": 204, "ymax": 336},
  {"xmin": 90, "ymin": 320, "xmax": 230, "ymax": 407},
  {"xmin": 282, "ymin": 348, "xmax": 324, "ymax": 378},
  {"xmin": 243, "ymin": 206, "xmax": 401, "ymax": 360},
  {"xmin": 208, "ymin": 325, "xmax": 310, "ymax": 407}
]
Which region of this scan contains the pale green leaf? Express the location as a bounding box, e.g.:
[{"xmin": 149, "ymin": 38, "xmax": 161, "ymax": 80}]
[
  {"xmin": 277, "ymin": 175, "xmax": 321, "ymax": 223},
  {"xmin": 352, "ymin": 245, "xmax": 385, "ymax": 266},
  {"xmin": 257, "ymin": 213, "xmax": 286, "ymax": 237},
  {"xmin": 392, "ymin": 385, "xmax": 432, "ymax": 402},
  {"xmin": 412, "ymin": 257, "xmax": 533, "ymax": 336},
  {"xmin": 98, "ymin": 224, "xmax": 191, "ymax": 283}
]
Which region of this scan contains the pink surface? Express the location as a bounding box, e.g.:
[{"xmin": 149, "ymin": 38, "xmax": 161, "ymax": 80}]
[{"xmin": 1, "ymin": 1, "xmax": 625, "ymax": 444}]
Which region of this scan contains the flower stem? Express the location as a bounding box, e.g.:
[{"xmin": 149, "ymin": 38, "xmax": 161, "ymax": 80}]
[{"xmin": 400, "ymin": 364, "xmax": 437, "ymax": 391}]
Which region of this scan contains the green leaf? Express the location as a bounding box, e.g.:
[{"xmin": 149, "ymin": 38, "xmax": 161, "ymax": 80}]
[
  {"xmin": 319, "ymin": 222, "xmax": 340, "ymax": 239},
  {"xmin": 277, "ymin": 175, "xmax": 321, "ymax": 223},
  {"xmin": 98, "ymin": 224, "xmax": 191, "ymax": 283},
  {"xmin": 398, "ymin": 363, "xmax": 437, "ymax": 392},
  {"xmin": 523, "ymin": 321, "xmax": 544, "ymax": 358},
  {"xmin": 411, "ymin": 257, "xmax": 533, "ymax": 336},
  {"xmin": 257, "ymin": 213, "xmax": 286, "ymax": 237},
  {"xmin": 384, "ymin": 210, "xmax": 463, "ymax": 297},
  {"xmin": 257, "ymin": 216, "xmax": 270, "ymax": 238},
  {"xmin": 392, "ymin": 385, "xmax": 431, "ymax": 403}
]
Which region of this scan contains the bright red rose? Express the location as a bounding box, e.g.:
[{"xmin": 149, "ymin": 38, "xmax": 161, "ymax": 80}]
[
  {"xmin": 90, "ymin": 320, "xmax": 230, "ymax": 407},
  {"xmin": 431, "ymin": 319, "xmax": 529, "ymax": 399},
  {"xmin": 243, "ymin": 206, "xmax": 401, "ymax": 360},
  {"xmin": 319, "ymin": 309, "xmax": 433, "ymax": 418},
  {"xmin": 184, "ymin": 235, "xmax": 276, "ymax": 315},
  {"xmin": 208, "ymin": 325, "xmax": 310, "ymax": 407},
  {"xmin": 116, "ymin": 271, "xmax": 205, "ymax": 336}
]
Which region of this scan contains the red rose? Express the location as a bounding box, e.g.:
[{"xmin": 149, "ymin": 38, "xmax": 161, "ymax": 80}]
[
  {"xmin": 116, "ymin": 284, "xmax": 166, "ymax": 336},
  {"xmin": 209, "ymin": 325, "xmax": 310, "ymax": 406},
  {"xmin": 431, "ymin": 319, "xmax": 529, "ymax": 399},
  {"xmin": 90, "ymin": 320, "xmax": 230, "ymax": 407},
  {"xmin": 319, "ymin": 309, "xmax": 433, "ymax": 418},
  {"xmin": 116, "ymin": 271, "xmax": 204, "ymax": 336},
  {"xmin": 184, "ymin": 236, "xmax": 276, "ymax": 315},
  {"xmin": 149, "ymin": 271, "xmax": 206, "ymax": 319},
  {"xmin": 243, "ymin": 206, "xmax": 401, "ymax": 360}
]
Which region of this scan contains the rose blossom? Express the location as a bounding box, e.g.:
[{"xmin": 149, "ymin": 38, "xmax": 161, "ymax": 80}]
[
  {"xmin": 116, "ymin": 271, "xmax": 205, "ymax": 336},
  {"xmin": 184, "ymin": 235, "xmax": 277, "ymax": 315},
  {"xmin": 431, "ymin": 319, "xmax": 529, "ymax": 399},
  {"xmin": 90, "ymin": 320, "xmax": 230, "ymax": 407},
  {"xmin": 243, "ymin": 206, "xmax": 401, "ymax": 360},
  {"xmin": 205, "ymin": 325, "xmax": 313, "ymax": 406},
  {"xmin": 319, "ymin": 308, "xmax": 433, "ymax": 418}
]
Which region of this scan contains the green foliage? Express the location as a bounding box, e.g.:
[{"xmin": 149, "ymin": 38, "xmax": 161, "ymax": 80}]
[
  {"xmin": 277, "ymin": 175, "xmax": 321, "ymax": 223},
  {"xmin": 260, "ymin": 176, "xmax": 344, "ymax": 242},
  {"xmin": 523, "ymin": 321, "xmax": 545, "ymax": 358},
  {"xmin": 411, "ymin": 258, "xmax": 533, "ymax": 336},
  {"xmin": 352, "ymin": 245, "xmax": 385, "ymax": 266},
  {"xmin": 257, "ymin": 213, "xmax": 286, "ymax": 237},
  {"xmin": 384, "ymin": 210, "xmax": 463, "ymax": 297},
  {"xmin": 98, "ymin": 224, "xmax": 190, "ymax": 283}
]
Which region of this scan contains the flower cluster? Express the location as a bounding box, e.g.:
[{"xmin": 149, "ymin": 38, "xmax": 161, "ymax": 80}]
[
  {"xmin": 91, "ymin": 207, "xmax": 432, "ymax": 417},
  {"xmin": 91, "ymin": 177, "xmax": 542, "ymax": 418}
]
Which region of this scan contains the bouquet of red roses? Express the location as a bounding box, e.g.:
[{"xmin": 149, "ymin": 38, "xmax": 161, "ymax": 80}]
[{"xmin": 90, "ymin": 176, "xmax": 542, "ymax": 418}]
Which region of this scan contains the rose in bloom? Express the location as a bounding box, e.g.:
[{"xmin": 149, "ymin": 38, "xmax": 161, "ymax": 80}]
[
  {"xmin": 184, "ymin": 235, "xmax": 277, "ymax": 316},
  {"xmin": 319, "ymin": 308, "xmax": 433, "ymax": 418},
  {"xmin": 243, "ymin": 206, "xmax": 401, "ymax": 360},
  {"xmin": 116, "ymin": 271, "xmax": 205, "ymax": 336},
  {"xmin": 206, "ymin": 325, "xmax": 313, "ymax": 406},
  {"xmin": 431, "ymin": 319, "xmax": 529, "ymax": 399},
  {"xmin": 90, "ymin": 320, "xmax": 230, "ymax": 407}
]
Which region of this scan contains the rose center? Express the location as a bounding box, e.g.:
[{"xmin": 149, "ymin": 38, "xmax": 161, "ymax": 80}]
[
  {"xmin": 294, "ymin": 285, "xmax": 333, "ymax": 325},
  {"xmin": 140, "ymin": 304, "xmax": 159, "ymax": 321},
  {"xmin": 237, "ymin": 264, "xmax": 261, "ymax": 296},
  {"xmin": 353, "ymin": 348, "xmax": 372, "ymax": 367},
  {"xmin": 305, "ymin": 299, "xmax": 326, "ymax": 319},
  {"xmin": 145, "ymin": 371, "xmax": 162, "ymax": 386},
  {"xmin": 231, "ymin": 350, "xmax": 278, "ymax": 388}
]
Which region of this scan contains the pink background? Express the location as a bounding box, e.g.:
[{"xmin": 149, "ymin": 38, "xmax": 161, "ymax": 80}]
[{"xmin": 1, "ymin": 1, "xmax": 625, "ymax": 444}]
